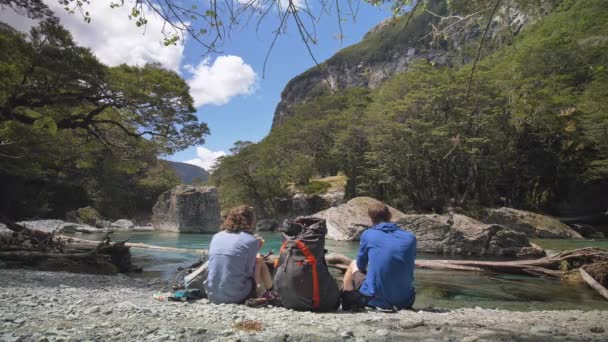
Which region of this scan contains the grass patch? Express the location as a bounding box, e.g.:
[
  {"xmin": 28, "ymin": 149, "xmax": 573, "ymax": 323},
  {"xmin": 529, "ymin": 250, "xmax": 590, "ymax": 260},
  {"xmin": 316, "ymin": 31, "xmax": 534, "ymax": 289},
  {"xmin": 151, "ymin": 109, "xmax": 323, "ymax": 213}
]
[{"xmin": 302, "ymin": 181, "xmax": 332, "ymax": 195}]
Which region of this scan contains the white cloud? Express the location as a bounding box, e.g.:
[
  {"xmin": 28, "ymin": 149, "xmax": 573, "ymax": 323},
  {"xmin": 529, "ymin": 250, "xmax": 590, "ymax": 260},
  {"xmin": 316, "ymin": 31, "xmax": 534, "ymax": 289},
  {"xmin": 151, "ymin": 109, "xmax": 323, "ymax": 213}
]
[
  {"xmin": 0, "ymin": 0, "xmax": 184, "ymax": 71},
  {"xmin": 185, "ymin": 147, "xmax": 227, "ymax": 171},
  {"xmin": 186, "ymin": 55, "xmax": 257, "ymax": 107}
]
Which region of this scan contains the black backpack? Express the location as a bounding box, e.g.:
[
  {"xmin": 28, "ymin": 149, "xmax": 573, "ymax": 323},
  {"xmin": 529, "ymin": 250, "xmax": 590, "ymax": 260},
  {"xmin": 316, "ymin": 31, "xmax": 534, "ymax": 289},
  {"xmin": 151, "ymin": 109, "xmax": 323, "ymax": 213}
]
[{"xmin": 273, "ymin": 217, "xmax": 341, "ymax": 312}]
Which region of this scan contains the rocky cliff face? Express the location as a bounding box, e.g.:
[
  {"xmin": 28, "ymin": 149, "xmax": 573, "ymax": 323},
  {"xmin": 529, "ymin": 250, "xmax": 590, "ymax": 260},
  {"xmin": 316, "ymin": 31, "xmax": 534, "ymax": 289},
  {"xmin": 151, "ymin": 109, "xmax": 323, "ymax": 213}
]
[{"xmin": 272, "ymin": 0, "xmax": 547, "ymax": 128}]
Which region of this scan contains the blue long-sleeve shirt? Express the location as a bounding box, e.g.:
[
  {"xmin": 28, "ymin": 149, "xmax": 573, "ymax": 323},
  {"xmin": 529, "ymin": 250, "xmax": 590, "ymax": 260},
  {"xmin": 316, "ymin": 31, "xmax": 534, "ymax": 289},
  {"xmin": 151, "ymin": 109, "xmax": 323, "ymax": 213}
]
[{"xmin": 356, "ymin": 222, "xmax": 416, "ymax": 310}]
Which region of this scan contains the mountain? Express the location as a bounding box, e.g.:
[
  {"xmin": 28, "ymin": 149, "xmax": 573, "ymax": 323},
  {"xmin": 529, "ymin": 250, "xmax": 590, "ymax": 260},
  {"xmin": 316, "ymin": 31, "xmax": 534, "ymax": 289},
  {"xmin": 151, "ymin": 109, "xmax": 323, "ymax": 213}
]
[
  {"xmin": 271, "ymin": 0, "xmax": 549, "ymax": 127},
  {"xmin": 166, "ymin": 161, "xmax": 210, "ymax": 185},
  {"xmin": 212, "ymin": 0, "xmax": 608, "ymax": 218}
]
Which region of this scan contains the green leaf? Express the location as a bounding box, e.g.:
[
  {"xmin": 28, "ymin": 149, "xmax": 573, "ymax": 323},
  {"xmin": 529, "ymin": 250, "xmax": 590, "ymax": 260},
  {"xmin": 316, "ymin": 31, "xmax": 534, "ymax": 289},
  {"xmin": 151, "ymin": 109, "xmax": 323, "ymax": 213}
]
[{"xmin": 33, "ymin": 117, "xmax": 58, "ymax": 135}]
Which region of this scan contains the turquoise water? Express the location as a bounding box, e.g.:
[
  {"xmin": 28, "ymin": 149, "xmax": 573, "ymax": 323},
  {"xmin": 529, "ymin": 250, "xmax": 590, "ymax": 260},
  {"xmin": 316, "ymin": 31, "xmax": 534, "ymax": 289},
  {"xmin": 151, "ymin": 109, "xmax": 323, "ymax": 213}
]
[{"xmin": 80, "ymin": 231, "xmax": 608, "ymax": 311}]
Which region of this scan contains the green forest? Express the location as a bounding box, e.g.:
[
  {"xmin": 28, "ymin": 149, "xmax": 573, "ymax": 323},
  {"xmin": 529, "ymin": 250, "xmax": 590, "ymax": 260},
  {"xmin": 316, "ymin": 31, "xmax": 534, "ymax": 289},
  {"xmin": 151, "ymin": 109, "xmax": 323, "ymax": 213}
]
[
  {"xmin": 0, "ymin": 19, "xmax": 208, "ymax": 220},
  {"xmin": 212, "ymin": 0, "xmax": 608, "ymax": 217},
  {"xmin": 1, "ymin": 0, "xmax": 607, "ymax": 221}
]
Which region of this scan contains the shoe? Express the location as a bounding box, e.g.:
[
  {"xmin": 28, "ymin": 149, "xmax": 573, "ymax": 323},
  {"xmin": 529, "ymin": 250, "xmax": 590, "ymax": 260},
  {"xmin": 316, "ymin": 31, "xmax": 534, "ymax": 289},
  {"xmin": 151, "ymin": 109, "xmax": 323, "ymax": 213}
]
[
  {"xmin": 341, "ymin": 291, "xmax": 365, "ymax": 312},
  {"xmin": 261, "ymin": 290, "xmax": 281, "ymax": 306},
  {"xmin": 245, "ymin": 298, "xmax": 268, "ymax": 308}
]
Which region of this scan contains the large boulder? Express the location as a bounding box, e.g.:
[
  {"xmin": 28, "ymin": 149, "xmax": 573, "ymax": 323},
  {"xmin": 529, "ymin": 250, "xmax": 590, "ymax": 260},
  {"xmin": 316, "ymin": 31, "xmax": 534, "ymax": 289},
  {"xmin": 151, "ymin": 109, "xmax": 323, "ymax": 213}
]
[
  {"xmin": 313, "ymin": 197, "xmax": 544, "ymax": 258},
  {"xmin": 397, "ymin": 214, "xmax": 545, "ymax": 258},
  {"xmin": 151, "ymin": 185, "xmax": 221, "ymax": 233},
  {"xmin": 110, "ymin": 219, "xmax": 135, "ymax": 229},
  {"xmin": 313, "ymin": 197, "xmax": 405, "ymax": 241},
  {"xmin": 569, "ymin": 224, "xmax": 605, "ymax": 239},
  {"xmin": 256, "ymin": 219, "xmax": 279, "ymax": 232},
  {"xmin": 482, "ymin": 207, "xmax": 583, "ymax": 239},
  {"xmin": 273, "ymin": 194, "xmax": 330, "ymax": 223},
  {"xmin": 15, "ymin": 220, "xmax": 100, "ymax": 234},
  {"xmin": 66, "ymin": 206, "xmax": 103, "ymax": 226}
]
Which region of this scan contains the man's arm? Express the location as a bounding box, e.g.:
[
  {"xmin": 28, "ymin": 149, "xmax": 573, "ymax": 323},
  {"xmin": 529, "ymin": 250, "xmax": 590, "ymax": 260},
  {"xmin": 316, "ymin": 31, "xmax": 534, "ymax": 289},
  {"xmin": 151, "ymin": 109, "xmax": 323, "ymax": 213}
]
[{"xmin": 356, "ymin": 232, "xmax": 369, "ymax": 273}]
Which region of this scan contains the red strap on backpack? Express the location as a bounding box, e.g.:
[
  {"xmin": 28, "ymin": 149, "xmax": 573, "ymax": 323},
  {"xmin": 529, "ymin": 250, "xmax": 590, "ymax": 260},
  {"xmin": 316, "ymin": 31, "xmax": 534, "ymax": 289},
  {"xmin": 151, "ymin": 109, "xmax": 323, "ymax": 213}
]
[
  {"xmin": 274, "ymin": 241, "xmax": 287, "ymax": 268},
  {"xmin": 295, "ymin": 239, "xmax": 320, "ymax": 309}
]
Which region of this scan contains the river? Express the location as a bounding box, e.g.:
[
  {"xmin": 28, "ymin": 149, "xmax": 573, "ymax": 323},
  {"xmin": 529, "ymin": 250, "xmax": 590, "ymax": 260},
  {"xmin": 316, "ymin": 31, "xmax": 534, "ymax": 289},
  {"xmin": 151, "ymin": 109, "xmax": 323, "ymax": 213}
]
[{"xmin": 80, "ymin": 231, "xmax": 608, "ymax": 311}]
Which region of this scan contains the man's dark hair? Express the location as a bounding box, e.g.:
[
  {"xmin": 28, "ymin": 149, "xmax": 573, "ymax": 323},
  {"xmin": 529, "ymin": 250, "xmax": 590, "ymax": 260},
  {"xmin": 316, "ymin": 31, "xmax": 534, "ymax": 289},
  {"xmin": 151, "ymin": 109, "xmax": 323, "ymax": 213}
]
[{"xmin": 368, "ymin": 202, "xmax": 392, "ymax": 225}]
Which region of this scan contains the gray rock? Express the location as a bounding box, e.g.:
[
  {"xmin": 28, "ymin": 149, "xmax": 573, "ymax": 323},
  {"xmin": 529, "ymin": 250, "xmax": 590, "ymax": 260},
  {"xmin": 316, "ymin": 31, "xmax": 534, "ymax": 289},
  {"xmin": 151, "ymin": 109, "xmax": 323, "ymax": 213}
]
[
  {"xmin": 65, "ymin": 206, "xmax": 103, "ymax": 226},
  {"xmin": 84, "ymin": 306, "xmax": 100, "ymax": 315},
  {"xmin": 17, "ymin": 220, "xmax": 68, "ymax": 233},
  {"xmin": 481, "ymin": 207, "xmax": 583, "ymax": 239},
  {"xmin": 95, "ymin": 220, "xmax": 112, "ymax": 229},
  {"xmin": 570, "ymin": 224, "xmax": 605, "ymax": 239},
  {"xmin": 313, "ymin": 197, "xmax": 405, "ymax": 241},
  {"xmin": 273, "ymin": 194, "xmax": 332, "ymax": 224},
  {"xmin": 110, "ymin": 219, "xmax": 134, "ymax": 229},
  {"xmin": 461, "ymin": 337, "xmax": 479, "ymax": 342},
  {"xmin": 60, "ymin": 223, "xmax": 100, "ymax": 234},
  {"xmin": 397, "ymin": 213, "xmax": 545, "ymax": 258},
  {"xmin": 152, "ymin": 185, "xmax": 221, "ymax": 233},
  {"xmin": 256, "ymin": 219, "xmax": 278, "ymax": 232},
  {"xmin": 375, "ymin": 329, "xmax": 389, "ymax": 337},
  {"xmin": 313, "ymin": 197, "xmax": 544, "ymax": 257},
  {"xmin": 340, "ymin": 331, "xmax": 354, "ymax": 339},
  {"xmin": 590, "ymin": 327, "xmax": 605, "ymax": 333},
  {"xmin": 530, "ymin": 325, "xmax": 554, "ymax": 334},
  {"xmin": 398, "ymin": 319, "xmax": 425, "ymax": 329},
  {"xmin": 2, "ymin": 314, "xmax": 17, "ymax": 322}
]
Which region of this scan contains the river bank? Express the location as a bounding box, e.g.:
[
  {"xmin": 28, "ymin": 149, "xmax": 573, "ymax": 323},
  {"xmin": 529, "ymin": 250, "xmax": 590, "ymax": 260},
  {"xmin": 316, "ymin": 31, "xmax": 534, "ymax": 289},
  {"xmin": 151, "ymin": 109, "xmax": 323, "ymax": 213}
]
[{"xmin": 1, "ymin": 269, "xmax": 607, "ymax": 342}]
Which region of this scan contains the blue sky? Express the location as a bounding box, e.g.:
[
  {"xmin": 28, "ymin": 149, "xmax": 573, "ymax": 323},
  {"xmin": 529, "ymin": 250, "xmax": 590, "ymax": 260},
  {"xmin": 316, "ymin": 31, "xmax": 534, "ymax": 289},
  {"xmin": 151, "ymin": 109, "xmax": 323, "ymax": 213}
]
[
  {"xmin": 169, "ymin": 3, "xmax": 393, "ymax": 169},
  {"xmin": 0, "ymin": 1, "xmax": 393, "ymax": 170}
]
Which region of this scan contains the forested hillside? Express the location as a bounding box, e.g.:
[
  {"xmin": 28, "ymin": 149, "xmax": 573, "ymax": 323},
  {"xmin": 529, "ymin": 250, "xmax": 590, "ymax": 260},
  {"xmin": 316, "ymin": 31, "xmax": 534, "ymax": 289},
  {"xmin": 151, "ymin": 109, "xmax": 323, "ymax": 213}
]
[
  {"xmin": 212, "ymin": 0, "xmax": 608, "ymax": 217},
  {"xmin": 0, "ymin": 20, "xmax": 207, "ymax": 220}
]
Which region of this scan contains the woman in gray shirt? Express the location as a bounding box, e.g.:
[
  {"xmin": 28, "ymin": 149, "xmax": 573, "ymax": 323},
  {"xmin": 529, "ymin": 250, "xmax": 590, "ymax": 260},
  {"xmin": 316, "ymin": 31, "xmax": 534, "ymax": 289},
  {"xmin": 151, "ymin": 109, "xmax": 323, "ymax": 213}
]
[{"xmin": 204, "ymin": 206, "xmax": 273, "ymax": 304}]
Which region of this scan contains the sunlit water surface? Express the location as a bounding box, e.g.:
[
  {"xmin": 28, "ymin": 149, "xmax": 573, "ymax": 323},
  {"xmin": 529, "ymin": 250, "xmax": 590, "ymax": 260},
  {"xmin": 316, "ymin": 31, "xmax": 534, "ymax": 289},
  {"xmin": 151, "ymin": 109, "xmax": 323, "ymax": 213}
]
[{"xmin": 78, "ymin": 231, "xmax": 608, "ymax": 311}]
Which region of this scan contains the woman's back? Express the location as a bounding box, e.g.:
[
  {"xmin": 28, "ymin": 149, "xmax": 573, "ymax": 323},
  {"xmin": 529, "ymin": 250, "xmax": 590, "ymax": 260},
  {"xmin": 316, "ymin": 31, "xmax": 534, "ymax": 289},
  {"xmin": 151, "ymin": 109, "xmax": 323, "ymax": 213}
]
[{"xmin": 204, "ymin": 231, "xmax": 259, "ymax": 304}]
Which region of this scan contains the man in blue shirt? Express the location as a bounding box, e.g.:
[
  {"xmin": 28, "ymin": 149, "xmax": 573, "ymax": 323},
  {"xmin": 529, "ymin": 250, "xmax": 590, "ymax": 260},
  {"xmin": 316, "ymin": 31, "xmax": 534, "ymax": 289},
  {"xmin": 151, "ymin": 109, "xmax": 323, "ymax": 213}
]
[{"xmin": 342, "ymin": 202, "xmax": 416, "ymax": 311}]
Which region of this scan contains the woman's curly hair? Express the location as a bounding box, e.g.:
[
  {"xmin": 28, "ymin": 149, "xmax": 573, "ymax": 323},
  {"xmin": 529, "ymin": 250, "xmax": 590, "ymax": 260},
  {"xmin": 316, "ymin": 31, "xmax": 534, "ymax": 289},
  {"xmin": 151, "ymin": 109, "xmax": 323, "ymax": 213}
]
[{"xmin": 222, "ymin": 205, "xmax": 256, "ymax": 233}]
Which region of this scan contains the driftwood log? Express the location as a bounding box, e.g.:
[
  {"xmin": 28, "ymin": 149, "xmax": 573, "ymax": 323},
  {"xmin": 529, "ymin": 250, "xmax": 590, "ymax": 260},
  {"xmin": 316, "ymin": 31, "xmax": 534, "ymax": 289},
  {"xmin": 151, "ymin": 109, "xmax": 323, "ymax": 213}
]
[
  {"xmin": 0, "ymin": 217, "xmax": 139, "ymax": 273},
  {"xmin": 580, "ymin": 268, "xmax": 608, "ymax": 300}
]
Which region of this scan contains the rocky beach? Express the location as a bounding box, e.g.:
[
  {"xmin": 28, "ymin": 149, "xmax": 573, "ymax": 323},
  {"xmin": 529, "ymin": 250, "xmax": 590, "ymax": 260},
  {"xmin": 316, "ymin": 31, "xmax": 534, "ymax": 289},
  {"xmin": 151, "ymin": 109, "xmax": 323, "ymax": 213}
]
[{"xmin": 0, "ymin": 269, "xmax": 607, "ymax": 342}]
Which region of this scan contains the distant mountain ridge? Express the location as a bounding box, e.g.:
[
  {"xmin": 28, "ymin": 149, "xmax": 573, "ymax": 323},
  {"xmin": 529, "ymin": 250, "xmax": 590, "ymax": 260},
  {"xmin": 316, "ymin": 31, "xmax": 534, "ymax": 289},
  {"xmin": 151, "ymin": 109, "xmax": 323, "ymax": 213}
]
[{"xmin": 165, "ymin": 161, "xmax": 210, "ymax": 184}]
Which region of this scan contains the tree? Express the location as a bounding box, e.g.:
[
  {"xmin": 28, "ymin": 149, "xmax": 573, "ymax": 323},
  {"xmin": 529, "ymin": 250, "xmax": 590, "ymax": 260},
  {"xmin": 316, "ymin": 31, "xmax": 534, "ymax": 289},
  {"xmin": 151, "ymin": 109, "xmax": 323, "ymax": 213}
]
[
  {"xmin": 0, "ymin": 19, "xmax": 208, "ymax": 154},
  {"xmin": 0, "ymin": 20, "xmax": 195, "ymax": 219}
]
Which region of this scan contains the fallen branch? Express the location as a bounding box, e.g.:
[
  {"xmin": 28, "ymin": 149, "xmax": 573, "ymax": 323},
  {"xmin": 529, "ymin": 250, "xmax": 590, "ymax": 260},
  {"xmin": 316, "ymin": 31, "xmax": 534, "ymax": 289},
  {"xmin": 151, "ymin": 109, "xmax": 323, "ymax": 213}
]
[
  {"xmin": 61, "ymin": 236, "xmax": 206, "ymax": 254},
  {"xmin": 580, "ymin": 267, "xmax": 608, "ymax": 300}
]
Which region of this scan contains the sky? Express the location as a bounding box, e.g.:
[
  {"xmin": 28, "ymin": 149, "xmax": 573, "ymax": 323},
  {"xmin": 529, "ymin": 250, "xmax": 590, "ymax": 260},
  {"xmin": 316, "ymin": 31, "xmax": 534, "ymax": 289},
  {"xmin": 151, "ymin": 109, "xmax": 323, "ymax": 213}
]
[{"xmin": 0, "ymin": 0, "xmax": 392, "ymax": 170}]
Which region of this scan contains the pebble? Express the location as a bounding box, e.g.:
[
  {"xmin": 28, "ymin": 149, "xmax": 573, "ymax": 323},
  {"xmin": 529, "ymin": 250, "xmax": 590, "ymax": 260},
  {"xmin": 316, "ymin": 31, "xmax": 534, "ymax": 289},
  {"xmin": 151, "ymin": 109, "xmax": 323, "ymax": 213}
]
[
  {"xmin": 340, "ymin": 331, "xmax": 354, "ymax": 339},
  {"xmin": 398, "ymin": 319, "xmax": 425, "ymax": 329},
  {"xmin": 590, "ymin": 327, "xmax": 605, "ymax": 334},
  {"xmin": 2, "ymin": 314, "xmax": 17, "ymax": 322},
  {"xmin": 461, "ymin": 337, "xmax": 479, "ymax": 342},
  {"xmin": 530, "ymin": 326, "xmax": 553, "ymax": 334},
  {"xmin": 375, "ymin": 329, "xmax": 389, "ymax": 337}
]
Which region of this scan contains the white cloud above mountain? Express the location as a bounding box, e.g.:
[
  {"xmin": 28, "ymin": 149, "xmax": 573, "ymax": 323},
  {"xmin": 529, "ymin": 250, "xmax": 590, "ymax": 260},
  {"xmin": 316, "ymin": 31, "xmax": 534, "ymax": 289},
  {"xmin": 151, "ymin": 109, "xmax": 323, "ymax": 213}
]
[
  {"xmin": 185, "ymin": 55, "xmax": 257, "ymax": 107},
  {"xmin": 185, "ymin": 147, "xmax": 227, "ymax": 171}
]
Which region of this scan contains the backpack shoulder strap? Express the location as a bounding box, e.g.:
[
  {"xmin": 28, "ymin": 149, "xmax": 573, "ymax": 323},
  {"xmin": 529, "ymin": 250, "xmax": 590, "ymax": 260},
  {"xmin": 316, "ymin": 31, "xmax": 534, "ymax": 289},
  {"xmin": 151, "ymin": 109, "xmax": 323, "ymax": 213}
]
[{"xmin": 295, "ymin": 239, "xmax": 320, "ymax": 309}]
